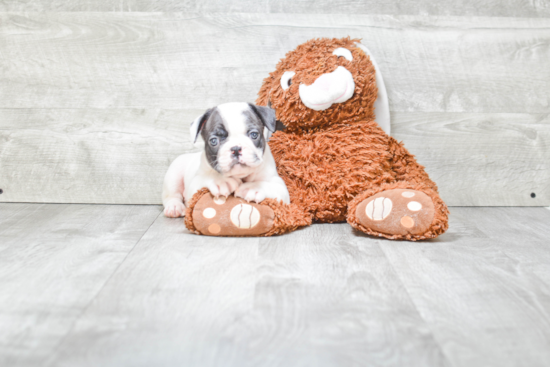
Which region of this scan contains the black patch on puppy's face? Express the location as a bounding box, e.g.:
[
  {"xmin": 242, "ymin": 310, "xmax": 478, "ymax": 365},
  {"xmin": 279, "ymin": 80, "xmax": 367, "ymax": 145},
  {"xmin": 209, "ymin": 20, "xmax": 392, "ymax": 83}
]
[
  {"xmin": 247, "ymin": 104, "xmax": 277, "ymax": 152},
  {"xmin": 243, "ymin": 109, "xmax": 266, "ymax": 153},
  {"xmin": 200, "ymin": 109, "xmax": 228, "ymax": 172},
  {"xmin": 248, "ymin": 104, "xmax": 277, "ymax": 133}
]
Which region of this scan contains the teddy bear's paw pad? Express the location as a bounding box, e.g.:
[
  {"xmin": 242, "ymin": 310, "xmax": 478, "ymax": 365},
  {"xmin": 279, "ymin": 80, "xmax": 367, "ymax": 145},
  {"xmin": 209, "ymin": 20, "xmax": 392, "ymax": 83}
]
[
  {"xmin": 356, "ymin": 189, "xmax": 434, "ymax": 236},
  {"xmin": 192, "ymin": 193, "xmax": 274, "ymax": 236}
]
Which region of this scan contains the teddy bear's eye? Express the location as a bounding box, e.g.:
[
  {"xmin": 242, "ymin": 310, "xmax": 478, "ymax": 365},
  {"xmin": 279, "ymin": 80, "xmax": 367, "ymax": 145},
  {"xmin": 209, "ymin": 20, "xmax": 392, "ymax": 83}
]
[
  {"xmin": 280, "ymin": 71, "xmax": 296, "ymax": 91},
  {"xmin": 333, "ymin": 47, "xmax": 353, "ymax": 61}
]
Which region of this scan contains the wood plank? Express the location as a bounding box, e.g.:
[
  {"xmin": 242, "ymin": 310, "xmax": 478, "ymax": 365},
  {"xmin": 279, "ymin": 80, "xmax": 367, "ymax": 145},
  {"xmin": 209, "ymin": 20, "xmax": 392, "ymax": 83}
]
[
  {"xmin": 1, "ymin": 109, "xmax": 548, "ymax": 206},
  {"xmin": 48, "ymin": 217, "xmax": 447, "ymax": 367},
  {"xmin": 392, "ymin": 112, "xmax": 550, "ymax": 206},
  {"xmin": 1, "ymin": 205, "xmax": 549, "ymax": 365},
  {"xmin": 0, "ymin": 108, "xmax": 201, "ymax": 204},
  {"xmin": 1, "ymin": 0, "xmax": 549, "ymax": 17},
  {"xmin": 1, "ymin": 13, "xmax": 548, "ymax": 206},
  {"xmin": 0, "ymin": 13, "xmax": 549, "ymax": 114},
  {"xmin": 454, "ymin": 206, "xmax": 550, "ymax": 240},
  {"xmin": 380, "ymin": 207, "xmax": 550, "ymax": 367},
  {"xmin": 0, "ymin": 203, "xmax": 161, "ymax": 367},
  {"xmin": 0, "ymin": 203, "xmax": 35, "ymax": 231}
]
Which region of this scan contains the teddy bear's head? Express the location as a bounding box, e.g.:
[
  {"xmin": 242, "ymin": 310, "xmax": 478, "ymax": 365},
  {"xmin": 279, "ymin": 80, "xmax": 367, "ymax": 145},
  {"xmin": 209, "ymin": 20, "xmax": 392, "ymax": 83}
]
[{"xmin": 257, "ymin": 37, "xmax": 380, "ymax": 132}]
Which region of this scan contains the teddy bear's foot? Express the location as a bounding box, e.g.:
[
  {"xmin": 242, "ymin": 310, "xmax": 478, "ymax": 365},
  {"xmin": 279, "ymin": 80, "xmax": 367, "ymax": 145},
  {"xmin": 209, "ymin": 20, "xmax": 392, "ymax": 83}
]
[
  {"xmin": 355, "ymin": 189, "xmax": 435, "ymax": 238},
  {"xmin": 185, "ymin": 188, "xmax": 313, "ymax": 237},
  {"xmin": 188, "ymin": 192, "xmax": 275, "ymax": 237}
]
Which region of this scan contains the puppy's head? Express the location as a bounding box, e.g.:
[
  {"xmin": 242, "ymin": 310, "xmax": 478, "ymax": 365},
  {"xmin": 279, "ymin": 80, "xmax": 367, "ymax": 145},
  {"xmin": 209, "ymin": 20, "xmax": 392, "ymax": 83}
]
[{"xmin": 190, "ymin": 102, "xmax": 276, "ymax": 178}]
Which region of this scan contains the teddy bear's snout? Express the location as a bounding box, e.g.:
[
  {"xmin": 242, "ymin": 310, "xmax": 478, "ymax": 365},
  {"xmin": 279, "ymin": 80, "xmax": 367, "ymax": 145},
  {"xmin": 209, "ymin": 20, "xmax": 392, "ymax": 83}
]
[{"xmin": 298, "ymin": 66, "xmax": 355, "ymax": 111}]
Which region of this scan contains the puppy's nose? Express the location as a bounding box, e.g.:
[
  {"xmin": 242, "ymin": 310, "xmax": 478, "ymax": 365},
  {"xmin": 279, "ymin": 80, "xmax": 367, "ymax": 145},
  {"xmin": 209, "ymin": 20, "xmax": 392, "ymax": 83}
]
[{"xmin": 230, "ymin": 146, "xmax": 242, "ymax": 157}]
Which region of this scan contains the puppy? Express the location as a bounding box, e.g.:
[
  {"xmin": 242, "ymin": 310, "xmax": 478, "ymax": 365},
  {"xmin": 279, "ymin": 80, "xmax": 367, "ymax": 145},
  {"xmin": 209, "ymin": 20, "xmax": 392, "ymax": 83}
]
[{"xmin": 162, "ymin": 102, "xmax": 290, "ymax": 218}]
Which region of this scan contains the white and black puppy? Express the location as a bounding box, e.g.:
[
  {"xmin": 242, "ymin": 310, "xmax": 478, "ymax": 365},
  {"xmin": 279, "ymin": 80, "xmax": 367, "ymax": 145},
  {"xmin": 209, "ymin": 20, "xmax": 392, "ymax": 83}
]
[{"xmin": 162, "ymin": 102, "xmax": 290, "ymax": 218}]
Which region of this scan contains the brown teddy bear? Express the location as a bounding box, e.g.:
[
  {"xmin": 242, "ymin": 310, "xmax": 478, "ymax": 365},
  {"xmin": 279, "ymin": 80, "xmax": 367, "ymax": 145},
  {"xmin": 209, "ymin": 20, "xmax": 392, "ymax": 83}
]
[{"xmin": 186, "ymin": 37, "xmax": 449, "ymax": 241}]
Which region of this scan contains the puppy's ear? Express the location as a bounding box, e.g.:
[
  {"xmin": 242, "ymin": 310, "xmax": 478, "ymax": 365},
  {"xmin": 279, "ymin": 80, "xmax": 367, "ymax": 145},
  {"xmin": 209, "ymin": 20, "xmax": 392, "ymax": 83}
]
[
  {"xmin": 248, "ymin": 104, "xmax": 277, "ymax": 133},
  {"xmin": 190, "ymin": 108, "xmax": 213, "ymax": 144}
]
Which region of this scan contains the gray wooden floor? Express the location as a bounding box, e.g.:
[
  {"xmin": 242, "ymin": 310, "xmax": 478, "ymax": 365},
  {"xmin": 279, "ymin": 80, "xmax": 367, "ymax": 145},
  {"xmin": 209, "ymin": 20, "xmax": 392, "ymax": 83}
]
[{"xmin": 1, "ymin": 204, "xmax": 549, "ymax": 367}]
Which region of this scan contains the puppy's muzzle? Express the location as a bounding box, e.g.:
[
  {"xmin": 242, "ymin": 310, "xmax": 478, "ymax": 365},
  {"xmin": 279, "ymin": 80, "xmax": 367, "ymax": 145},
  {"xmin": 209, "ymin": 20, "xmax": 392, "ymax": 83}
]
[{"xmin": 230, "ymin": 146, "xmax": 242, "ymax": 158}]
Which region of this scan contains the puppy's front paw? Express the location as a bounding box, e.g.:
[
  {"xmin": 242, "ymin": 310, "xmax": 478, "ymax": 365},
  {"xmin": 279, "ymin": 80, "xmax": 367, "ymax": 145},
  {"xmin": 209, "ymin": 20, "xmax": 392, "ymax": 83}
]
[
  {"xmin": 206, "ymin": 177, "xmax": 241, "ymax": 198},
  {"xmin": 235, "ymin": 182, "xmax": 267, "ymax": 203},
  {"xmin": 164, "ymin": 198, "xmax": 186, "ymax": 218}
]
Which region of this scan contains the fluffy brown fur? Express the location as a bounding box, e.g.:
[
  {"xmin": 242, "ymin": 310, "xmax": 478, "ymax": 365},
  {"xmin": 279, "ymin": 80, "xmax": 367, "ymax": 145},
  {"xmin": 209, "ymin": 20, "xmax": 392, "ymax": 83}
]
[
  {"xmin": 184, "ymin": 188, "xmax": 209, "ymax": 235},
  {"xmin": 256, "ymin": 37, "xmax": 449, "ymax": 240},
  {"xmin": 261, "ymin": 199, "xmax": 313, "ymax": 236}
]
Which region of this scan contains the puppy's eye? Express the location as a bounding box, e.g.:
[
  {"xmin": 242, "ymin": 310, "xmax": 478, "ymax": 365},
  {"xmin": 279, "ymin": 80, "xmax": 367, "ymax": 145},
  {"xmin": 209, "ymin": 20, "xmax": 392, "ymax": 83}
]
[
  {"xmin": 280, "ymin": 71, "xmax": 295, "ymax": 91},
  {"xmin": 209, "ymin": 137, "xmax": 218, "ymax": 146},
  {"xmin": 249, "ymin": 131, "xmax": 259, "ymax": 139}
]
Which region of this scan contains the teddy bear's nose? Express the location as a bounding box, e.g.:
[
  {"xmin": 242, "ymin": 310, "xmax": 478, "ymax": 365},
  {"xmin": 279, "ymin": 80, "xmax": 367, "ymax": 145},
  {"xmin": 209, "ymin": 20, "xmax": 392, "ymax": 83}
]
[
  {"xmin": 298, "ymin": 66, "xmax": 355, "ymax": 111},
  {"xmin": 315, "ymin": 76, "xmax": 332, "ymax": 92}
]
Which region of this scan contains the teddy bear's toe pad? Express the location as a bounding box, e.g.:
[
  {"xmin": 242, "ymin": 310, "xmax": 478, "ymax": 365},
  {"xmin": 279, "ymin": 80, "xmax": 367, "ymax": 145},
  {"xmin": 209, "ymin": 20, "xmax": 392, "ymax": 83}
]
[
  {"xmin": 192, "ymin": 193, "xmax": 274, "ymax": 236},
  {"xmin": 356, "ymin": 189, "xmax": 434, "ymax": 236}
]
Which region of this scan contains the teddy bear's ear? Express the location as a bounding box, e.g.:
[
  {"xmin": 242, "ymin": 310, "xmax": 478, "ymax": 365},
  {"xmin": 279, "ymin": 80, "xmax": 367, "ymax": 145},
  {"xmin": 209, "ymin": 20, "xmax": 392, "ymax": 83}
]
[
  {"xmin": 355, "ymin": 43, "xmax": 391, "ymax": 136},
  {"xmin": 190, "ymin": 107, "xmax": 214, "ymax": 146}
]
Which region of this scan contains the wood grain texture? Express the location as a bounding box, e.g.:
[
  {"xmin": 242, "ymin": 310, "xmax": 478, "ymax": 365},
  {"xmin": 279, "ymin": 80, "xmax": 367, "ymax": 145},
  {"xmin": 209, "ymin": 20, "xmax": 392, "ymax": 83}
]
[
  {"xmin": 2, "ymin": 205, "xmax": 549, "ymax": 366},
  {"xmin": 1, "ymin": 109, "xmax": 547, "ymax": 205},
  {"xmin": 0, "ymin": 108, "xmax": 200, "ymax": 204},
  {"xmin": 380, "ymin": 207, "xmax": 550, "ymax": 367},
  {"xmin": 1, "ymin": 13, "xmax": 549, "ymax": 114},
  {"xmin": 391, "ymin": 112, "xmax": 550, "ymax": 206},
  {"xmin": 0, "ymin": 12, "xmax": 548, "ymax": 205},
  {"xmin": 0, "ymin": 203, "xmax": 161, "ymax": 367},
  {"xmin": 48, "ymin": 216, "xmax": 447, "ymax": 367},
  {"xmin": 1, "ymin": 0, "xmax": 549, "ymax": 17}
]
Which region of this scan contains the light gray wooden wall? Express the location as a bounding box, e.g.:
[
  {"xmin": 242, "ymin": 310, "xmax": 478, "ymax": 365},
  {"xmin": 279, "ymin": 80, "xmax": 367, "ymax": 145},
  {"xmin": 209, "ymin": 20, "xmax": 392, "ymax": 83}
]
[{"xmin": 0, "ymin": 3, "xmax": 549, "ymax": 206}]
